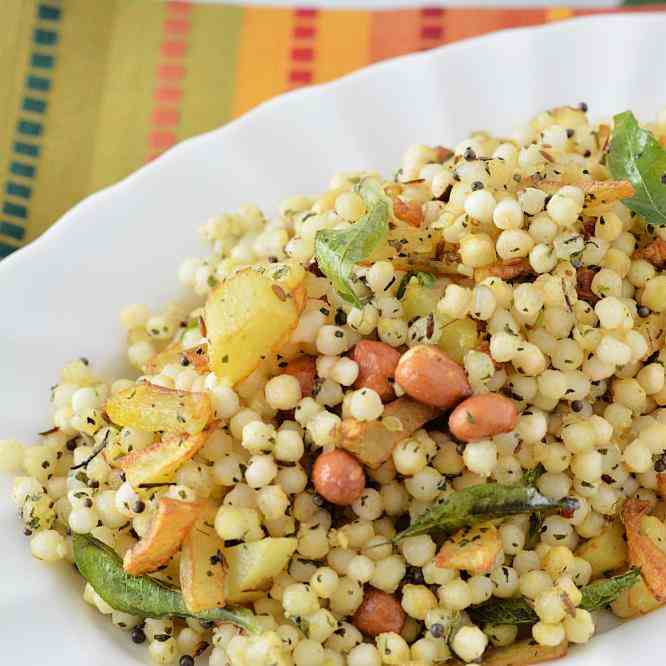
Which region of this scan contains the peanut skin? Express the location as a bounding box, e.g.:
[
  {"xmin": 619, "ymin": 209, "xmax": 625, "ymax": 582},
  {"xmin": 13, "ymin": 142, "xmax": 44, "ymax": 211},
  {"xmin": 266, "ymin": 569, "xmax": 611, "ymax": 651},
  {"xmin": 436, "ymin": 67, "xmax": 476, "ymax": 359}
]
[
  {"xmin": 312, "ymin": 449, "xmax": 365, "ymax": 506},
  {"xmin": 395, "ymin": 345, "xmax": 471, "ymax": 409},
  {"xmin": 352, "ymin": 340, "xmax": 402, "ymax": 402},
  {"xmin": 448, "ymin": 393, "xmax": 518, "ymax": 442},
  {"xmin": 352, "ymin": 588, "xmax": 405, "ymax": 636},
  {"xmin": 283, "ymin": 356, "xmax": 316, "ymax": 397}
]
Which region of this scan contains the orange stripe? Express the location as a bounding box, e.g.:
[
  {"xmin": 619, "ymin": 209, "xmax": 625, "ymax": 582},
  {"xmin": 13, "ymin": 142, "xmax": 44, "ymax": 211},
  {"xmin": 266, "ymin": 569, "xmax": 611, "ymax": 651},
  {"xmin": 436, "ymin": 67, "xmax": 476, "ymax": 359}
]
[
  {"xmin": 370, "ymin": 10, "xmax": 422, "ymax": 63},
  {"xmin": 313, "ymin": 10, "xmax": 370, "ymax": 84},
  {"xmin": 443, "ymin": 9, "xmax": 546, "ymax": 44},
  {"xmin": 231, "ymin": 7, "xmax": 293, "ymax": 118},
  {"xmin": 545, "ymin": 7, "xmax": 574, "ymax": 21}
]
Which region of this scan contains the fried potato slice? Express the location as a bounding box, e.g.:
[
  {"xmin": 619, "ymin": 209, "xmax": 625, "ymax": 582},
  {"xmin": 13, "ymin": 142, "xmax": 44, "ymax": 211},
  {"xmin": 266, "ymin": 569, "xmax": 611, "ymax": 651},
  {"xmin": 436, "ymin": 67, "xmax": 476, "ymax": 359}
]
[
  {"xmin": 205, "ymin": 262, "xmax": 306, "ymax": 386},
  {"xmin": 180, "ymin": 501, "xmax": 226, "ymax": 613},
  {"xmin": 119, "ymin": 430, "xmax": 208, "ymax": 490},
  {"xmin": 520, "ymin": 176, "xmax": 634, "ymax": 214},
  {"xmin": 223, "ymin": 537, "xmax": 297, "ymax": 601},
  {"xmin": 575, "ymin": 519, "xmax": 627, "ymax": 578},
  {"xmin": 339, "ymin": 397, "xmax": 439, "ymax": 468},
  {"xmin": 435, "ymin": 522, "xmax": 502, "ymax": 575},
  {"xmin": 622, "ymin": 499, "xmax": 666, "ymax": 601},
  {"xmin": 106, "ymin": 383, "xmax": 212, "ymax": 435},
  {"xmin": 123, "ymin": 497, "xmax": 203, "ymax": 575},
  {"xmin": 482, "ymin": 639, "xmax": 568, "ymax": 666},
  {"xmin": 145, "ymin": 342, "xmax": 209, "ymax": 376}
]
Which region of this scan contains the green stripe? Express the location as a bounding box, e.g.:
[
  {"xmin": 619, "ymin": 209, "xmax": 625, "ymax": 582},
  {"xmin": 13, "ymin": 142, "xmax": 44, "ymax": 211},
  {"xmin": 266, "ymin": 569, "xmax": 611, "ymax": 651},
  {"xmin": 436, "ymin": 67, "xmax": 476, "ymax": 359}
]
[
  {"xmin": 18, "ymin": 119, "xmax": 43, "ymax": 136},
  {"xmin": 6, "ymin": 182, "xmax": 32, "ymax": 199},
  {"xmin": 31, "ymin": 53, "xmax": 54, "ymax": 69},
  {"xmin": 3, "ymin": 201, "xmax": 28, "ymax": 219},
  {"xmin": 22, "ymin": 97, "xmax": 47, "ymax": 113},
  {"xmin": 0, "ymin": 240, "xmax": 18, "ymax": 257},
  {"xmin": 38, "ymin": 4, "xmax": 61, "ymax": 20},
  {"xmin": 27, "ymin": 75, "xmax": 50, "ymax": 91},
  {"xmin": 0, "ymin": 221, "xmax": 26, "ymax": 240},
  {"xmin": 10, "ymin": 162, "xmax": 35, "ymax": 178},
  {"xmin": 14, "ymin": 141, "xmax": 40, "ymax": 157},
  {"xmin": 33, "ymin": 28, "xmax": 58, "ymax": 45}
]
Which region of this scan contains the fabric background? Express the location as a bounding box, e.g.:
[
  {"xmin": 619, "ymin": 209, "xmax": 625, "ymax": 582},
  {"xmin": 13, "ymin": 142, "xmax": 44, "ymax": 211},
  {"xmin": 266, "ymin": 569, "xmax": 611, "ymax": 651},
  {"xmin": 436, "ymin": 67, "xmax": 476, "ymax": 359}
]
[{"xmin": 0, "ymin": 0, "xmax": 661, "ymax": 257}]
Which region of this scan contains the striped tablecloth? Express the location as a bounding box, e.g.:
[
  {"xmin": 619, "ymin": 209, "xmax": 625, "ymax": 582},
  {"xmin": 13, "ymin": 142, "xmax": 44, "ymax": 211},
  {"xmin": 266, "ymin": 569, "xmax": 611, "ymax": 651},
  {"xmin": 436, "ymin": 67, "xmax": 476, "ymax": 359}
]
[{"xmin": 0, "ymin": 0, "xmax": 662, "ymax": 258}]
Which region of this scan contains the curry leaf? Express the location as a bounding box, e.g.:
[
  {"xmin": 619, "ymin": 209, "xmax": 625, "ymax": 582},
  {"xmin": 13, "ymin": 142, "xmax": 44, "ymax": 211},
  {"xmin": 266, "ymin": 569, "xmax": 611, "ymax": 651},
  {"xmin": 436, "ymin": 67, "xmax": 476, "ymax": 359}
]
[
  {"xmin": 73, "ymin": 534, "xmax": 261, "ymax": 633},
  {"xmin": 314, "ymin": 180, "xmax": 390, "ymax": 307},
  {"xmin": 608, "ymin": 111, "xmax": 666, "ymax": 226},
  {"xmin": 469, "ymin": 568, "xmax": 641, "ymax": 626},
  {"xmin": 392, "ymin": 483, "xmax": 578, "ymax": 543}
]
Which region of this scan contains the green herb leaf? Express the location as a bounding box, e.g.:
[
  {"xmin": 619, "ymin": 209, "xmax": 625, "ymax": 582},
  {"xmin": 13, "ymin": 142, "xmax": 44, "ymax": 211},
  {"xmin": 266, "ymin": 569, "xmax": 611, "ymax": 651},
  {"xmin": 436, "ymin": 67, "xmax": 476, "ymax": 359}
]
[
  {"xmin": 392, "ymin": 483, "xmax": 578, "ymax": 543},
  {"xmin": 73, "ymin": 534, "xmax": 261, "ymax": 633},
  {"xmin": 608, "ymin": 111, "xmax": 666, "ymax": 226},
  {"xmin": 469, "ymin": 568, "xmax": 641, "ymax": 626},
  {"xmin": 314, "ymin": 180, "xmax": 390, "ymax": 307},
  {"xmin": 579, "ymin": 568, "xmax": 642, "ymax": 610},
  {"xmin": 521, "ymin": 464, "xmax": 545, "ymax": 487}
]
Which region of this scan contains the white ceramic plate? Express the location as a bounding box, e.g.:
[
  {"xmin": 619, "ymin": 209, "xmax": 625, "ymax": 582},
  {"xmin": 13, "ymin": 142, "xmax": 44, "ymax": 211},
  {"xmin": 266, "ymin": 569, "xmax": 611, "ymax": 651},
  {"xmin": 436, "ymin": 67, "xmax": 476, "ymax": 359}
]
[{"xmin": 2, "ymin": 13, "xmax": 666, "ymax": 664}]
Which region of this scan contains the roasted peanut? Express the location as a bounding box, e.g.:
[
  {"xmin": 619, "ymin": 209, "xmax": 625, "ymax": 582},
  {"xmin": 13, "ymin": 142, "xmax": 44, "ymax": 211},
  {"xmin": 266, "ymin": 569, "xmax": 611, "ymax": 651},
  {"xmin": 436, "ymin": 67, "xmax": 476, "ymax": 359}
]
[
  {"xmin": 352, "ymin": 588, "xmax": 405, "ymax": 636},
  {"xmin": 313, "ymin": 449, "xmax": 365, "ymax": 506},
  {"xmin": 283, "ymin": 356, "xmax": 316, "ymax": 397},
  {"xmin": 395, "ymin": 345, "xmax": 471, "ymax": 409},
  {"xmin": 448, "ymin": 393, "xmax": 518, "ymax": 442},
  {"xmin": 352, "ymin": 340, "xmax": 402, "ymax": 402}
]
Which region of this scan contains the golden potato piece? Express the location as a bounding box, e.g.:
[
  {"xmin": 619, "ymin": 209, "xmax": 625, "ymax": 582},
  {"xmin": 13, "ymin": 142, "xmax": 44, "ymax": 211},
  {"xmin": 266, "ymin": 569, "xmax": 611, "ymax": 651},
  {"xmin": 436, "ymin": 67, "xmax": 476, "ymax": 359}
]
[
  {"xmin": 575, "ymin": 519, "xmax": 627, "ymax": 578},
  {"xmin": 106, "ymin": 383, "xmax": 212, "ymax": 435},
  {"xmin": 521, "ymin": 176, "xmax": 634, "ymax": 214},
  {"xmin": 180, "ymin": 502, "xmax": 226, "ymax": 613},
  {"xmin": 145, "ymin": 342, "xmax": 209, "ymax": 376},
  {"xmin": 482, "ymin": 639, "xmax": 568, "ymax": 666},
  {"xmin": 339, "ymin": 397, "xmax": 439, "ymax": 469},
  {"xmin": 435, "ymin": 522, "xmax": 502, "ymax": 575},
  {"xmin": 119, "ymin": 431, "xmax": 208, "ymax": 490},
  {"xmin": 123, "ymin": 498, "xmax": 203, "ymax": 575},
  {"xmin": 224, "ymin": 537, "xmax": 297, "ymax": 599},
  {"xmin": 622, "ymin": 499, "xmax": 666, "ymax": 601},
  {"xmin": 205, "ymin": 262, "xmax": 306, "ymax": 385},
  {"xmin": 627, "ymin": 576, "xmax": 663, "ymax": 615}
]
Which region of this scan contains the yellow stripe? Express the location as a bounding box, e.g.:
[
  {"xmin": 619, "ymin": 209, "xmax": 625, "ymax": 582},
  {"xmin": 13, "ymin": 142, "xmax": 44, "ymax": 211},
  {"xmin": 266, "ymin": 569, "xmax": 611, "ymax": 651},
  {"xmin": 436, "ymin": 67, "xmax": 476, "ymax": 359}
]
[
  {"xmin": 0, "ymin": 0, "xmax": 33, "ymax": 249},
  {"xmin": 87, "ymin": 1, "xmax": 163, "ymax": 192},
  {"xmin": 313, "ymin": 10, "xmax": 370, "ymax": 84},
  {"xmin": 28, "ymin": 0, "xmax": 118, "ymax": 242},
  {"xmin": 231, "ymin": 7, "xmax": 292, "ymax": 119},
  {"xmin": 545, "ymin": 7, "xmax": 574, "ymax": 21}
]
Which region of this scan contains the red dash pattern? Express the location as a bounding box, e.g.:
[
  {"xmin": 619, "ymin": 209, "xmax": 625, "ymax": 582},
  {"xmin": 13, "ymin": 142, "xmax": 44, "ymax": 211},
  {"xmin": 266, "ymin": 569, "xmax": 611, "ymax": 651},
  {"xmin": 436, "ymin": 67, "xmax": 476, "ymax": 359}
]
[
  {"xmin": 287, "ymin": 7, "xmax": 318, "ymax": 89},
  {"xmin": 146, "ymin": 0, "xmax": 192, "ymax": 162}
]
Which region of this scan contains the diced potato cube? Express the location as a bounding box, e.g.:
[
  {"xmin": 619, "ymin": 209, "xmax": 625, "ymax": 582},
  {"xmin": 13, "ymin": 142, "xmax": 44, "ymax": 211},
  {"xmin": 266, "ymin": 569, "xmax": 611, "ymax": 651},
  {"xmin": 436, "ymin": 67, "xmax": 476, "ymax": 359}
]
[
  {"xmin": 435, "ymin": 522, "xmax": 502, "ymax": 575},
  {"xmin": 119, "ymin": 431, "xmax": 208, "ymax": 490},
  {"xmin": 224, "ymin": 537, "xmax": 297, "ymax": 597},
  {"xmin": 437, "ymin": 317, "xmax": 478, "ymax": 365},
  {"xmin": 106, "ymin": 383, "xmax": 212, "ymax": 435},
  {"xmin": 180, "ymin": 502, "xmax": 226, "ymax": 613},
  {"xmin": 123, "ymin": 498, "xmax": 203, "ymax": 575},
  {"xmin": 205, "ymin": 262, "xmax": 306, "ymax": 385},
  {"xmin": 575, "ymin": 520, "xmax": 627, "ymax": 578},
  {"xmin": 339, "ymin": 398, "xmax": 439, "ymax": 468}
]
